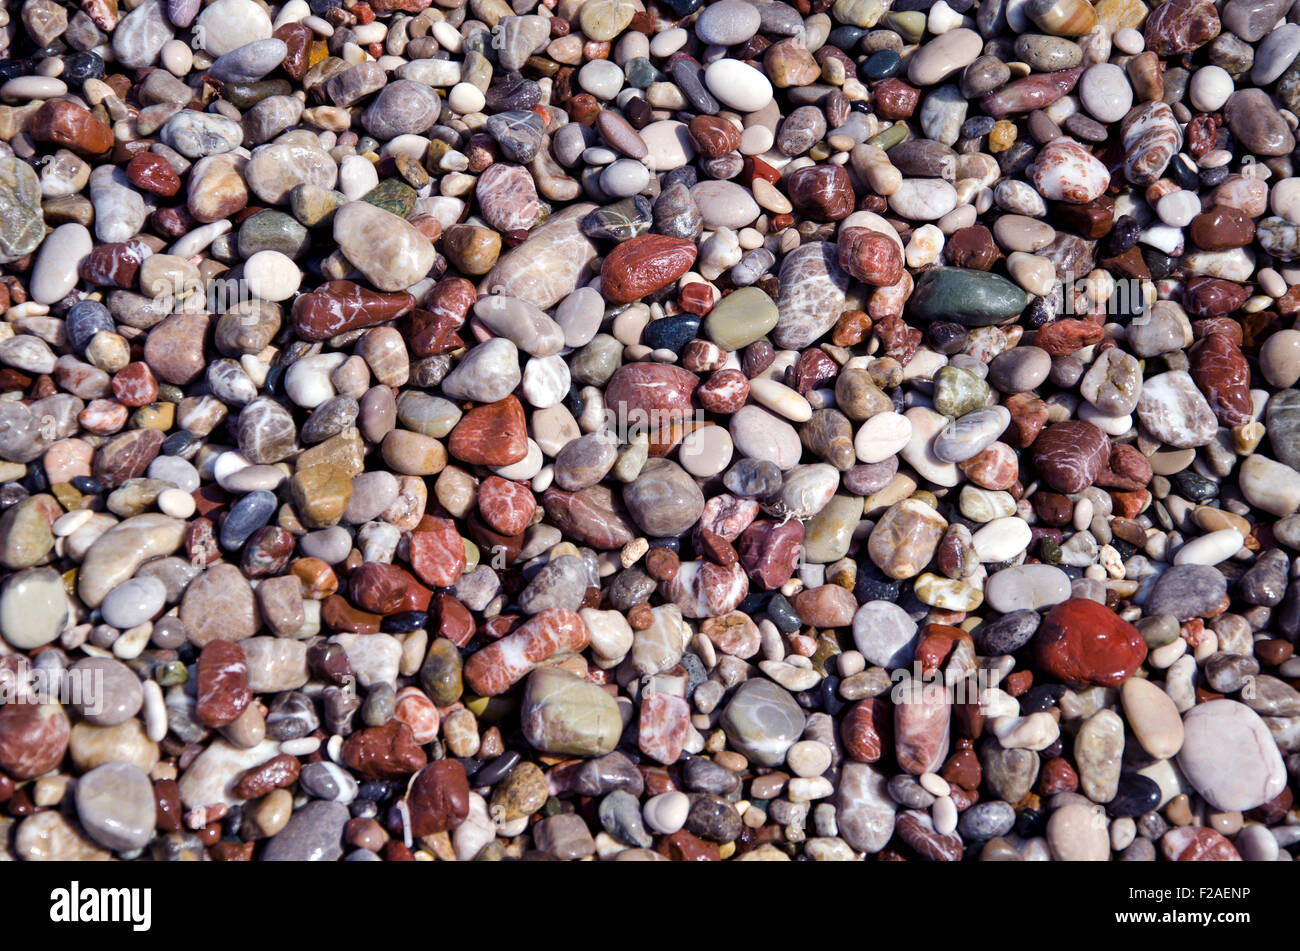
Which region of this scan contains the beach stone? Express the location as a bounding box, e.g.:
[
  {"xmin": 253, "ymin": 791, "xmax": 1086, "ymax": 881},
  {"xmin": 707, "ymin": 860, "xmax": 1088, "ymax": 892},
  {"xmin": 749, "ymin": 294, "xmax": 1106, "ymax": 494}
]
[
  {"xmin": 721, "ymin": 678, "xmax": 806, "ymax": 767},
  {"xmin": 0, "ymin": 158, "xmax": 45, "ymax": 263},
  {"xmin": 245, "ymin": 143, "xmax": 337, "ymax": 205},
  {"xmin": 1144, "ymin": 564, "xmax": 1228, "ymax": 619},
  {"xmin": 74, "ymin": 763, "xmax": 155, "ymax": 852},
  {"xmin": 334, "ymin": 201, "xmax": 435, "ymax": 293},
  {"xmin": 449, "ymin": 397, "xmax": 529, "ymax": 467},
  {"xmin": 0, "ymin": 567, "xmax": 68, "ymax": 650},
  {"xmin": 697, "ymin": 0, "xmax": 762, "ymax": 44},
  {"xmin": 160, "ymin": 110, "xmax": 242, "ymax": 159},
  {"xmin": 113, "ymin": 0, "xmax": 171, "ymax": 67},
  {"xmin": 482, "ymin": 204, "xmax": 599, "ymax": 309},
  {"xmin": 1136, "ymin": 371, "xmax": 1218, "ymax": 448},
  {"xmin": 362, "ymin": 80, "xmax": 440, "ymax": 140},
  {"xmin": 262, "ymin": 800, "xmax": 347, "ymax": 861},
  {"xmin": 1178, "ymin": 700, "xmax": 1287, "ymax": 811},
  {"xmin": 341, "ymin": 721, "xmax": 427, "ymax": 780},
  {"xmin": 985, "ymin": 565, "xmax": 1071, "ymax": 613},
  {"xmin": 1079, "ymin": 348, "xmax": 1142, "ymax": 415},
  {"xmin": 1225, "ymin": 88, "xmax": 1296, "ymax": 156},
  {"xmin": 78, "ymin": 515, "xmax": 186, "ymax": 608},
  {"xmin": 1240, "ymin": 454, "xmax": 1300, "ymax": 517},
  {"xmin": 14, "ymin": 813, "xmax": 110, "ymax": 862},
  {"xmin": 702, "ymin": 287, "xmax": 778, "ymax": 352},
  {"xmin": 1031, "ymin": 420, "xmax": 1109, "ymax": 493},
  {"xmin": 894, "ymin": 678, "xmax": 950, "ymax": 775},
  {"xmin": 869, "ymin": 498, "xmax": 947, "ymax": 580},
  {"xmin": 1030, "ymin": 137, "xmax": 1110, "ymax": 203},
  {"xmin": 473, "ymin": 296, "xmax": 564, "ymax": 358},
  {"xmin": 837, "ymin": 763, "xmax": 896, "ymax": 853},
  {"xmin": 908, "ymin": 29, "xmax": 982, "ymax": 86},
  {"xmin": 67, "ymin": 656, "xmax": 143, "ymax": 727},
  {"xmin": 1034, "ymin": 597, "xmax": 1146, "ymax": 687},
  {"xmin": 704, "ymin": 58, "xmax": 774, "ymax": 112},
  {"xmin": 1116, "ymin": 678, "xmax": 1183, "ymax": 760},
  {"xmin": 179, "ymin": 563, "xmax": 259, "ymax": 646},
  {"xmin": 521, "ymin": 667, "xmax": 622, "ymax": 757},
  {"xmin": 477, "ymin": 164, "xmax": 541, "ymax": 234},
  {"xmin": 773, "ymin": 243, "xmax": 850, "ymax": 349},
  {"xmin": 0, "ymin": 702, "xmax": 69, "ymax": 780},
  {"xmin": 1047, "ymin": 802, "xmax": 1110, "ymax": 860},
  {"xmin": 908, "ymin": 267, "xmax": 1029, "ymax": 326},
  {"xmin": 601, "ymin": 234, "xmax": 698, "ymax": 305},
  {"xmin": 89, "ymin": 166, "xmax": 151, "ymax": 243}
]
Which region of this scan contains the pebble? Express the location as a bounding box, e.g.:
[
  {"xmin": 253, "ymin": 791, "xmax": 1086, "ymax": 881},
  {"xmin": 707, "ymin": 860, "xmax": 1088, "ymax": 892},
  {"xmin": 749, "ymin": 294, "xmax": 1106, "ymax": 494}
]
[
  {"xmin": 74, "ymin": 762, "xmax": 155, "ymax": 852},
  {"xmin": 1178, "ymin": 700, "xmax": 1287, "ymax": 811}
]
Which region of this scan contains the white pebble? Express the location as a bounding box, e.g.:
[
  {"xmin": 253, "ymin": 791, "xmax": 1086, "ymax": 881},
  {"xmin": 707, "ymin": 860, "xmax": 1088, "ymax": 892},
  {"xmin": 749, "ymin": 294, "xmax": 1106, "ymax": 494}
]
[
  {"xmin": 161, "ymin": 39, "xmax": 194, "ymax": 76},
  {"xmin": 932, "ymin": 795, "xmax": 958, "ymax": 835},
  {"xmin": 448, "ymin": 82, "xmax": 485, "ymax": 114},
  {"xmin": 1156, "ymin": 190, "xmax": 1200, "ymax": 227},
  {"xmin": 1113, "ymin": 27, "xmax": 1144, "ymax": 54},
  {"xmin": 52, "ymin": 509, "xmax": 94, "ymax": 537},
  {"xmin": 643, "ymin": 791, "xmax": 690, "ymax": 834},
  {"xmin": 786, "ymin": 739, "xmax": 833, "ymax": 778},
  {"xmin": 157, "ymin": 488, "xmax": 196, "ymax": 519},
  {"xmin": 1189, "ymin": 65, "xmax": 1234, "ymax": 112},
  {"xmin": 1173, "ymin": 528, "xmax": 1243, "ymax": 565},
  {"xmin": 142, "ymin": 680, "xmax": 168, "ymax": 742},
  {"xmin": 244, "ymin": 249, "xmax": 302, "ymax": 302},
  {"xmin": 919, "ymin": 772, "xmax": 951, "ymax": 797},
  {"xmin": 338, "ymin": 156, "xmax": 379, "ymax": 199}
]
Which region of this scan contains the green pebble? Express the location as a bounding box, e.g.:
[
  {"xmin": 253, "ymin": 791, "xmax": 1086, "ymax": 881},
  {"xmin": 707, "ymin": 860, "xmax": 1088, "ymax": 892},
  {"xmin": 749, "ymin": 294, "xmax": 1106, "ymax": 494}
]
[
  {"xmin": 868, "ymin": 121, "xmax": 910, "ymax": 150},
  {"xmin": 704, "ymin": 286, "xmax": 779, "ymax": 351},
  {"xmin": 933, "ymin": 365, "xmax": 990, "ymax": 418},
  {"xmin": 909, "ymin": 267, "xmax": 1029, "ymax": 327},
  {"xmin": 623, "ymin": 56, "xmax": 663, "ymax": 88},
  {"xmin": 1137, "ymin": 614, "xmax": 1181, "ymax": 648},
  {"xmin": 155, "ymin": 660, "xmax": 188, "ymax": 687},
  {"xmin": 290, "ymin": 183, "xmax": 344, "ymax": 227},
  {"xmin": 222, "ymin": 79, "xmax": 293, "ymax": 110},
  {"xmin": 237, "ymin": 208, "xmax": 310, "ymax": 259},
  {"xmin": 362, "ymin": 178, "xmax": 417, "ymax": 218},
  {"xmin": 882, "ymin": 10, "xmax": 926, "ymax": 42},
  {"xmin": 614, "ymin": 433, "xmax": 648, "ymax": 483},
  {"xmin": 1171, "ymin": 469, "xmax": 1218, "ymax": 502}
]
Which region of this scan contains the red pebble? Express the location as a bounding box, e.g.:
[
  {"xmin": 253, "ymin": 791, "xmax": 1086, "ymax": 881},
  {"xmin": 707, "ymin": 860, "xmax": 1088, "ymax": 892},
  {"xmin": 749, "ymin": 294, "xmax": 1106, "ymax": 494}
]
[
  {"xmin": 111, "ymin": 361, "xmax": 158, "ymax": 407},
  {"xmin": 1034, "ymin": 597, "xmax": 1147, "ymax": 688},
  {"xmin": 1160, "ymin": 826, "xmax": 1242, "ymax": 861},
  {"xmin": 125, "ymin": 152, "xmax": 181, "ymax": 197},
  {"xmin": 409, "ymin": 517, "xmax": 467, "ymax": 589},
  {"xmin": 195, "ymin": 640, "xmax": 251, "ymax": 728},
  {"xmin": 695, "ymin": 368, "xmax": 749, "ymax": 413},
  {"xmin": 477, "ymin": 475, "xmax": 537, "ymax": 536}
]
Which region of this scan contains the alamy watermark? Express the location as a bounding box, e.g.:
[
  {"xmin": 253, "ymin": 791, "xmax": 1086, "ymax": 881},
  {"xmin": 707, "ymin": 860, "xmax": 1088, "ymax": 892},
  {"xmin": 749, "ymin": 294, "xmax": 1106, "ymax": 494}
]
[
  {"xmin": 888, "ymin": 663, "xmax": 1004, "ymax": 708},
  {"xmin": 1056, "ymin": 270, "xmax": 1154, "ymax": 322},
  {"xmin": 0, "ymin": 657, "xmax": 103, "ymax": 716},
  {"xmin": 147, "ymin": 275, "xmax": 261, "ymax": 317},
  {"xmin": 49, "ymin": 882, "xmax": 151, "ymax": 932}
]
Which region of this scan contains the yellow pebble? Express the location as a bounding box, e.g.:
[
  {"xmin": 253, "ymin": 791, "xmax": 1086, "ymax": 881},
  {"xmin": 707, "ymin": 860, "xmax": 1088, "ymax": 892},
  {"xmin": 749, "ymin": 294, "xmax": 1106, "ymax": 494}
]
[
  {"xmin": 910, "ymin": 489, "xmax": 939, "ymax": 509},
  {"xmin": 548, "ymin": 541, "xmax": 581, "ymax": 560},
  {"xmin": 620, "ymin": 537, "xmax": 649, "ymax": 568},
  {"xmin": 1232, "ymin": 421, "xmax": 1265, "ymax": 454},
  {"xmin": 308, "ymin": 39, "xmax": 329, "ymax": 69},
  {"xmin": 989, "ymin": 120, "xmax": 1017, "ymax": 153}
]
